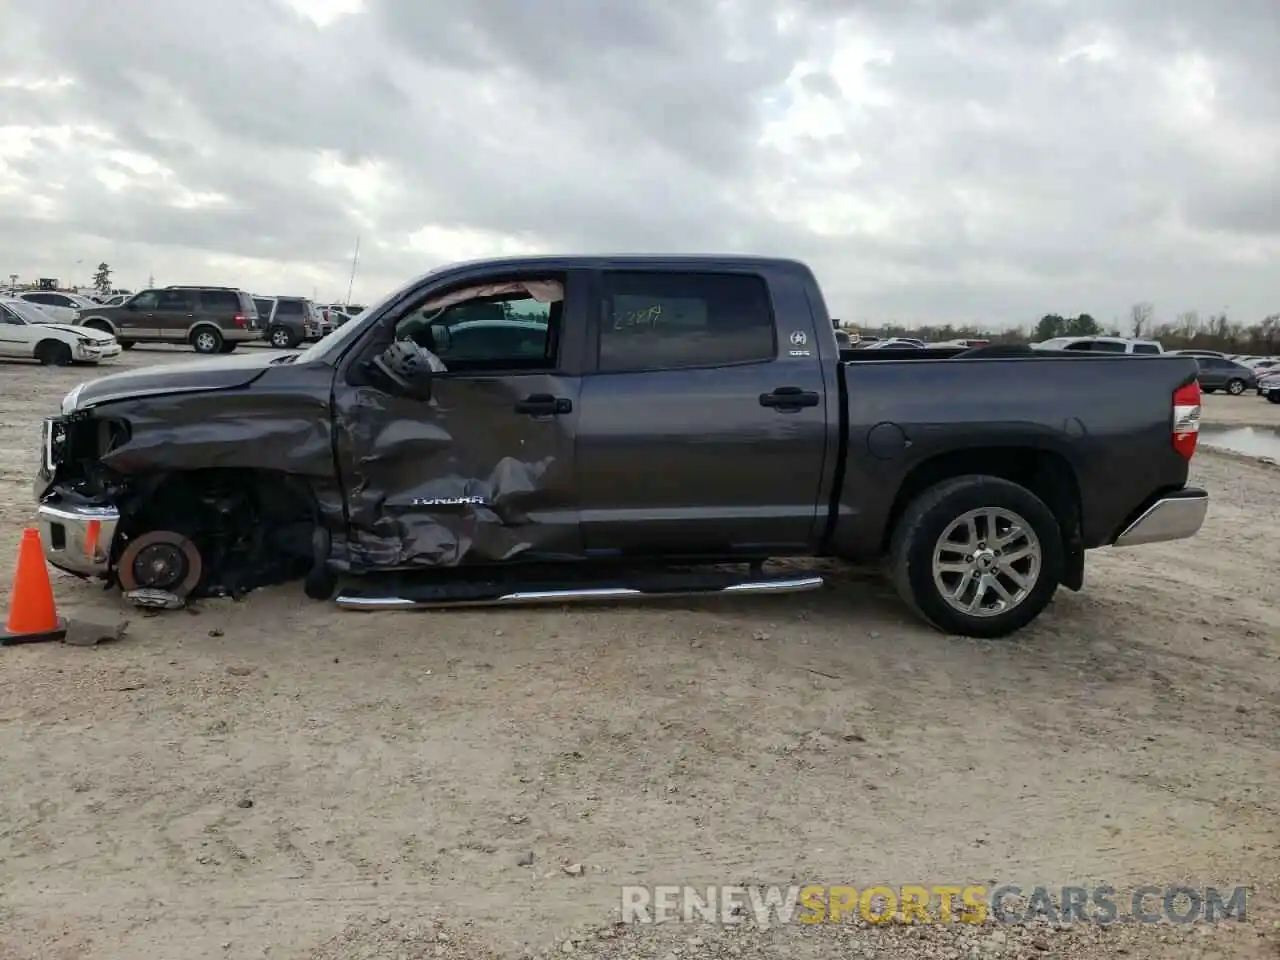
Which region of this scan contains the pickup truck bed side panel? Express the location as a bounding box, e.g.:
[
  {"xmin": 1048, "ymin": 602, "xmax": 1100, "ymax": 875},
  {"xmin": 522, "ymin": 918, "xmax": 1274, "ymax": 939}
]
[{"xmin": 830, "ymin": 355, "xmax": 1198, "ymax": 560}]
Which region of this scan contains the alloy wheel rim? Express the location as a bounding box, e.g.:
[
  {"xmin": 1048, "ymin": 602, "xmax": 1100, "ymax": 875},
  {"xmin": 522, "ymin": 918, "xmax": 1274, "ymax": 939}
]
[{"xmin": 931, "ymin": 507, "xmax": 1042, "ymax": 618}]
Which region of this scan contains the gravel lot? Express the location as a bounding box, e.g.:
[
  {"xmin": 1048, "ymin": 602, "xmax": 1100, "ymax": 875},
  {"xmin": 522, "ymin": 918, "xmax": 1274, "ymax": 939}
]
[{"xmin": 1, "ymin": 348, "xmax": 1278, "ymax": 960}]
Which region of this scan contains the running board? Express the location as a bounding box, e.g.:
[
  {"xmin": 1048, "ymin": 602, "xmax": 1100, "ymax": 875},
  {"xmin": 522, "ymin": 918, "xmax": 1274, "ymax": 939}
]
[{"xmin": 334, "ymin": 572, "xmax": 825, "ymax": 611}]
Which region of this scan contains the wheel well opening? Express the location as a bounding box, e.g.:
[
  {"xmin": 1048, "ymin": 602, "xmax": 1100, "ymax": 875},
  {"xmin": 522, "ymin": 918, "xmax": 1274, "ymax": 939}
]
[
  {"xmin": 116, "ymin": 468, "xmax": 320, "ymax": 597},
  {"xmin": 883, "ymin": 447, "xmax": 1084, "ymax": 586}
]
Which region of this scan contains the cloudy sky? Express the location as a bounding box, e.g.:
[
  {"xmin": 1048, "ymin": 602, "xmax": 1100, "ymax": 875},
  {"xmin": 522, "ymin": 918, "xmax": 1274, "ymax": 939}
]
[{"xmin": 1, "ymin": 0, "xmax": 1277, "ymax": 329}]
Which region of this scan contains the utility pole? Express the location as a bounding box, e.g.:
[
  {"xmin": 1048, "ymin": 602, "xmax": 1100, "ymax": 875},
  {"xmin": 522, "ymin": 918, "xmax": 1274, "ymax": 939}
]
[{"xmin": 344, "ymin": 235, "xmax": 360, "ymax": 308}]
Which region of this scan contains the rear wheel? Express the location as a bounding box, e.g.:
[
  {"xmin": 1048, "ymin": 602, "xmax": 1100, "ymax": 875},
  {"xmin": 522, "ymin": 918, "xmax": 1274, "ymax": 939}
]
[
  {"xmin": 36, "ymin": 340, "xmax": 73, "ymax": 366},
  {"xmin": 119, "ymin": 340, "xmax": 136, "ymax": 350},
  {"xmin": 218, "ymin": 342, "xmax": 238, "ymax": 354},
  {"xmin": 82, "ymin": 318, "xmax": 113, "ymax": 335},
  {"xmin": 191, "ymin": 328, "xmax": 223, "ymax": 354},
  {"xmin": 1202, "ymin": 387, "xmax": 1217, "ymax": 394},
  {"xmin": 1226, "ymin": 378, "xmax": 1246, "ymax": 395},
  {"xmin": 889, "ymin": 475, "xmax": 1064, "ymax": 639},
  {"xmin": 1268, "ymin": 391, "xmax": 1280, "ymax": 404}
]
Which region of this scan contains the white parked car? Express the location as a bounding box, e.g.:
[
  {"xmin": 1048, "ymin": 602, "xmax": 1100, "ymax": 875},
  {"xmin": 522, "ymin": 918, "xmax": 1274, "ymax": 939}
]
[
  {"xmin": 14, "ymin": 290, "xmax": 100, "ymax": 323},
  {"xmin": 859, "ymin": 337, "xmax": 926, "ymax": 350},
  {"xmin": 0, "ymin": 298, "xmax": 121, "ymax": 365},
  {"xmin": 1033, "ymin": 336, "xmax": 1164, "ymax": 354}
]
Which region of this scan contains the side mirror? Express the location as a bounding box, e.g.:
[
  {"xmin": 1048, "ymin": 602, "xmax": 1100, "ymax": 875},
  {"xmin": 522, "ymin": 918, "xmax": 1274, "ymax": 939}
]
[{"xmin": 371, "ymin": 342, "xmax": 444, "ymax": 402}]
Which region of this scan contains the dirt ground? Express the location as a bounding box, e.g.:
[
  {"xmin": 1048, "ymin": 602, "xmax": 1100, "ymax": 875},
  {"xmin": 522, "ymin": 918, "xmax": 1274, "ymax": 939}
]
[{"xmin": 1, "ymin": 348, "xmax": 1278, "ymax": 960}]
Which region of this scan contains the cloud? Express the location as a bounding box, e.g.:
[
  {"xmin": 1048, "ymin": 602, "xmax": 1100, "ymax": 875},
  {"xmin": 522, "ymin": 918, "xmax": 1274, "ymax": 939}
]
[{"xmin": 0, "ymin": 0, "xmax": 1276, "ymax": 326}]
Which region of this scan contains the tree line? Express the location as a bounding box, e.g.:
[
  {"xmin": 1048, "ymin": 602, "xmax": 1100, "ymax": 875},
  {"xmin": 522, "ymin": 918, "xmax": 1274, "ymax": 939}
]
[{"xmin": 857, "ymin": 303, "xmax": 1280, "ymax": 355}]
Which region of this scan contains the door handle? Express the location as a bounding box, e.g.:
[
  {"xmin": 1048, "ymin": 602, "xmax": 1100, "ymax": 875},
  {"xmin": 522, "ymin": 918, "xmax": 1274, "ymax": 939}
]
[
  {"xmin": 759, "ymin": 386, "xmax": 820, "ymax": 409},
  {"xmin": 515, "ymin": 393, "xmax": 572, "ymax": 416}
]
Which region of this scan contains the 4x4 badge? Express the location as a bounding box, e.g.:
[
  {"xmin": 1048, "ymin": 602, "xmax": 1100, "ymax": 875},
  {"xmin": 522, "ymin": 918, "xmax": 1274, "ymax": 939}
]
[{"xmin": 790, "ymin": 331, "xmax": 807, "ymax": 346}]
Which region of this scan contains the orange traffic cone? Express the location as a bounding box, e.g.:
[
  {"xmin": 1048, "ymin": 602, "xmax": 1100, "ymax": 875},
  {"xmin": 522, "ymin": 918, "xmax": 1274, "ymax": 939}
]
[{"xmin": 1, "ymin": 528, "xmax": 67, "ymax": 646}]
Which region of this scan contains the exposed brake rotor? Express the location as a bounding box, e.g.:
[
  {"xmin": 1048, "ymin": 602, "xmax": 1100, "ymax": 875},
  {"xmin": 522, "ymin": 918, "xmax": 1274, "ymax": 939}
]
[{"xmin": 117, "ymin": 530, "xmax": 204, "ymax": 598}]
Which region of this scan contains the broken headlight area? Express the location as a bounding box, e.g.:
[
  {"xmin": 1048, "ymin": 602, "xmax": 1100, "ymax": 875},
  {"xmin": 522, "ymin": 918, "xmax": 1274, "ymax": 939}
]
[{"xmin": 39, "ymin": 413, "xmax": 131, "ymax": 502}]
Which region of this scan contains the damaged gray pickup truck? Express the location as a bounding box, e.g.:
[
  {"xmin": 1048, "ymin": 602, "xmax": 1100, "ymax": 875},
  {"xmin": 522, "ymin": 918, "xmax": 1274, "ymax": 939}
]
[{"xmin": 36, "ymin": 255, "xmax": 1209, "ymax": 638}]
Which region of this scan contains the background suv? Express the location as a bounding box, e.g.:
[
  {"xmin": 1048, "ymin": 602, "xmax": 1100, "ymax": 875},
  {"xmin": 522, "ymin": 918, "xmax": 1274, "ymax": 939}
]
[
  {"xmin": 75, "ymin": 286, "xmax": 262, "ymax": 354},
  {"xmin": 256, "ymin": 296, "xmax": 326, "ymax": 348}
]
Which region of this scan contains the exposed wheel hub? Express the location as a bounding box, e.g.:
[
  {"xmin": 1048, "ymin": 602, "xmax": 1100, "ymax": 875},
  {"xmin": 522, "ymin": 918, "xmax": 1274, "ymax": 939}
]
[{"xmin": 117, "ymin": 530, "xmax": 204, "ymax": 597}]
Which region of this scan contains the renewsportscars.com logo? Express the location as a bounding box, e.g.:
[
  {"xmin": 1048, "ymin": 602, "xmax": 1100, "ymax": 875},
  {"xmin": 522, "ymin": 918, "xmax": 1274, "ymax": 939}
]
[{"xmin": 621, "ymin": 885, "xmax": 1249, "ymax": 928}]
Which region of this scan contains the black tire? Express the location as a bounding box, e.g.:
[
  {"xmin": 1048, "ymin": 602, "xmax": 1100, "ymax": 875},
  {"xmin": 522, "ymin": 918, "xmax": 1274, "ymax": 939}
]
[
  {"xmin": 82, "ymin": 318, "xmax": 113, "ymax": 335},
  {"xmin": 119, "ymin": 340, "xmax": 136, "ymax": 350},
  {"xmin": 889, "ymin": 475, "xmax": 1064, "ymax": 639},
  {"xmin": 1226, "ymin": 379, "xmax": 1246, "ymax": 396},
  {"xmin": 1268, "ymin": 391, "xmax": 1280, "ymax": 404},
  {"xmin": 268, "ymin": 324, "xmax": 300, "ymax": 349},
  {"xmin": 190, "ymin": 327, "xmax": 223, "ymax": 354},
  {"xmin": 218, "ymin": 342, "xmax": 238, "ymax": 354},
  {"xmin": 1202, "ymin": 387, "xmax": 1217, "ymax": 394},
  {"xmin": 35, "ymin": 340, "xmax": 73, "ymax": 366}
]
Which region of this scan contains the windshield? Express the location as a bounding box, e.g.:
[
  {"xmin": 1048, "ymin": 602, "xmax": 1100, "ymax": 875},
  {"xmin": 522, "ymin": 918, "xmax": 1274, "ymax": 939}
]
[
  {"xmin": 293, "ymin": 273, "xmax": 441, "ymax": 365},
  {"xmin": 2, "ymin": 300, "xmax": 51, "ymax": 324}
]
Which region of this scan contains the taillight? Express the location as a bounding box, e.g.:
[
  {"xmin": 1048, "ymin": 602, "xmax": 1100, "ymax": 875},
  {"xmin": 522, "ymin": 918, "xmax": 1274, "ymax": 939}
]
[
  {"xmin": 1172, "ymin": 380, "xmax": 1200, "ymax": 460},
  {"xmin": 233, "ymin": 313, "xmax": 247, "ymax": 328}
]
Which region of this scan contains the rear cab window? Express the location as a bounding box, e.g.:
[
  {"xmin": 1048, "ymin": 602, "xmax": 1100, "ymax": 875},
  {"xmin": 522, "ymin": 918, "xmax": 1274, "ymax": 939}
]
[
  {"xmin": 1132, "ymin": 343, "xmax": 1161, "ymax": 355},
  {"xmin": 596, "ymin": 272, "xmax": 776, "ymax": 372}
]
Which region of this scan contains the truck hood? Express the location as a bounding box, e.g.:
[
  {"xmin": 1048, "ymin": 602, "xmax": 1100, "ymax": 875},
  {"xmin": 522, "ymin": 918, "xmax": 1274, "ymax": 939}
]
[{"xmin": 64, "ymin": 350, "xmax": 294, "ymax": 412}]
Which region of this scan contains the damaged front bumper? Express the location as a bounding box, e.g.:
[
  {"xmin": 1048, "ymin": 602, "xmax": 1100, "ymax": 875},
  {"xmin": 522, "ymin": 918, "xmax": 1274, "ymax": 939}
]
[
  {"xmin": 36, "ymin": 415, "xmax": 120, "ymax": 578},
  {"xmin": 37, "ymin": 500, "xmax": 119, "ymax": 577}
]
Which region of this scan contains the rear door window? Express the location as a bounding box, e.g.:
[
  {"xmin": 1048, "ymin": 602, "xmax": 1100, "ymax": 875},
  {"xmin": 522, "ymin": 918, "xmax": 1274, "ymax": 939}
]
[
  {"xmin": 156, "ymin": 289, "xmax": 195, "ymax": 311},
  {"xmin": 275, "ymin": 300, "xmax": 304, "ymax": 316},
  {"xmin": 199, "ymin": 290, "xmax": 241, "ymax": 312},
  {"xmin": 597, "ymin": 271, "xmax": 776, "ymax": 372}
]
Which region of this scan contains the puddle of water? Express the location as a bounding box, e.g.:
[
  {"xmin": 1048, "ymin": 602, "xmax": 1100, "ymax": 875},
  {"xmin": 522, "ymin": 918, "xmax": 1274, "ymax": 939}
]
[{"xmin": 1199, "ymin": 425, "xmax": 1280, "ymax": 460}]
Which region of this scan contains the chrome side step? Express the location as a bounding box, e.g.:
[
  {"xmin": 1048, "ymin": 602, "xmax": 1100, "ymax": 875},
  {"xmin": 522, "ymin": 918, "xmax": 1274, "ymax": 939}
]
[{"xmin": 334, "ymin": 575, "xmax": 825, "ymax": 611}]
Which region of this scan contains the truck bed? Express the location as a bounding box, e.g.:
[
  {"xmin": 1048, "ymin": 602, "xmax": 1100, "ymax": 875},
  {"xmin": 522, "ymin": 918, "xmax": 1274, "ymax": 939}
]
[{"xmin": 825, "ymin": 348, "xmax": 1199, "ymax": 561}]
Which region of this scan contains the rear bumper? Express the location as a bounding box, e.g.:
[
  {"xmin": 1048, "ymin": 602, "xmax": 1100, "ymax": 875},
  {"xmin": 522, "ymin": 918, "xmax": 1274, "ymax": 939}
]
[
  {"xmin": 1111, "ymin": 487, "xmax": 1208, "ymax": 547},
  {"xmin": 37, "ymin": 500, "xmax": 119, "ymax": 577}
]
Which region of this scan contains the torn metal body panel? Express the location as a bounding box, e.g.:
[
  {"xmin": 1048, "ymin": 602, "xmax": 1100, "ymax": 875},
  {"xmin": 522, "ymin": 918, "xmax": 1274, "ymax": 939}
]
[
  {"xmin": 37, "ymin": 357, "xmax": 346, "ymax": 596},
  {"xmin": 332, "ymin": 374, "xmax": 581, "ymax": 569}
]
